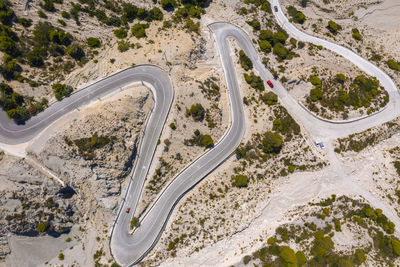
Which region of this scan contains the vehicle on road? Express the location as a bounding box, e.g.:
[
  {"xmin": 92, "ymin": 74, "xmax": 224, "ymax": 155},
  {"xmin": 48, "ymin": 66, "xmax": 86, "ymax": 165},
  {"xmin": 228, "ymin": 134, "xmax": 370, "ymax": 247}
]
[
  {"xmin": 267, "ymin": 80, "xmax": 274, "ymax": 88},
  {"xmin": 126, "ymin": 208, "xmax": 130, "ymax": 213},
  {"xmin": 274, "ymin": 6, "xmax": 278, "ymax": 12}
]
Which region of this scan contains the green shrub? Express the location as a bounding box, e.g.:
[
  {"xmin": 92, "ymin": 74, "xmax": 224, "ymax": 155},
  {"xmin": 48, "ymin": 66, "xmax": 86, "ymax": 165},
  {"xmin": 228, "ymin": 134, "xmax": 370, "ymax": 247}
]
[
  {"xmin": 259, "ymin": 30, "xmax": 273, "ymax": 42},
  {"xmin": 113, "ymin": 28, "xmax": 128, "ymax": 39},
  {"xmin": 185, "ymin": 19, "xmax": 200, "ymax": 34},
  {"xmin": 243, "ymin": 72, "xmax": 265, "ymax": 91},
  {"xmin": 387, "ymin": 59, "xmax": 400, "ymax": 71},
  {"xmin": 392, "ymin": 238, "xmax": 400, "ymax": 256},
  {"xmin": 260, "ymin": 91, "xmax": 278, "ymax": 105},
  {"xmin": 130, "ymin": 217, "xmax": 140, "ymax": 229},
  {"xmin": 239, "ymin": 50, "xmax": 253, "ymax": 70},
  {"xmin": 161, "ymin": 0, "xmax": 178, "ymax": 10},
  {"xmin": 186, "ymin": 103, "xmax": 205, "ymax": 121},
  {"xmin": 280, "ymin": 246, "xmax": 297, "ymax": 264},
  {"xmin": 169, "ymin": 122, "xmax": 176, "ymax": 130},
  {"xmin": 61, "ymin": 11, "xmax": 70, "ymax": 19},
  {"xmin": 273, "ymin": 43, "xmax": 288, "ymax": 61},
  {"xmin": 87, "ymin": 37, "xmax": 101, "ymax": 48},
  {"xmin": 393, "ymin": 161, "xmax": 400, "ymax": 176},
  {"xmin": 273, "ymin": 30, "xmax": 288, "ymax": 44},
  {"xmin": 247, "ymin": 19, "xmax": 260, "ymax": 31},
  {"xmin": 309, "ymin": 76, "xmax": 322, "ymax": 87},
  {"xmin": 58, "ymin": 253, "xmax": 64, "ymax": 260},
  {"xmin": 287, "ymin": 6, "xmax": 306, "ymax": 24},
  {"xmin": 131, "ymin": 23, "xmax": 149, "ymax": 38},
  {"xmin": 336, "ymin": 73, "xmax": 346, "ymax": 84},
  {"xmin": 67, "ymin": 44, "xmax": 85, "ymax": 60},
  {"xmin": 201, "ymin": 134, "xmax": 214, "ymax": 148},
  {"xmin": 53, "ymin": 83, "xmax": 73, "ymax": 101},
  {"xmin": 352, "ymin": 28, "xmax": 362, "ymax": 41},
  {"xmin": 259, "ymin": 40, "xmax": 272, "ymax": 53},
  {"xmin": 117, "ymin": 41, "xmax": 130, "ymax": 52},
  {"xmin": 296, "ymin": 251, "xmax": 307, "ymax": 265},
  {"xmin": 327, "ymin": 20, "xmax": 340, "ymax": 34},
  {"xmin": 262, "ymin": 131, "xmax": 283, "ymax": 153},
  {"xmin": 232, "ymin": 174, "xmax": 249, "ymax": 188},
  {"xmin": 243, "ymin": 255, "xmax": 251, "ymax": 264},
  {"xmin": 36, "ymin": 222, "xmax": 48, "ymax": 233}
]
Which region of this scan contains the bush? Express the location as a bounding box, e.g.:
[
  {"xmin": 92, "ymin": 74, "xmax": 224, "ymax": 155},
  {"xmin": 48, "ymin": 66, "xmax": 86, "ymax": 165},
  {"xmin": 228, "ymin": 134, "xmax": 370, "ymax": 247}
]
[
  {"xmin": 201, "ymin": 134, "xmax": 214, "ymax": 148},
  {"xmin": 117, "ymin": 41, "xmax": 130, "ymax": 52},
  {"xmin": 87, "ymin": 37, "xmax": 101, "ymax": 48},
  {"xmin": 58, "ymin": 253, "xmax": 64, "ymax": 260},
  {"xmin": 113, "ymin": 28, "xmax": 128, "ymax": 39},
  {"xmin": 232, "ymin": 174, "xmax": 249, "ymax": 188},
  {"xmin": 327, "ymin": 20, "xmax": 340, "ymax": 34},
  {"xmin": 150, "ymin": 7, "xmax": 164, "ymax": 21},
  {"xmin": 259, "ymin": 40, "xmax": 272, "ymax": 53},
  {"xmin": 394, "ymin": 161, "xmax": 400, "ymax": 176},
  {"xmin": 61, "ymin": 11, "xmax": 70, "ymax": 19},
  {"xmin": 309, "ymin": 76, "xmax": 322, "ymax": 87},
  {"xmin": 169, "ymin": 122, "xmax": 176, "ymax": 129},
  {"xmin": 67, "ymin": 44, "xmax": 85, "ymax": 60},
  {"xmin": 185, "ymin": 19, "xmax": 200, "ymax": 34},
  {"xmin": 131, "ymin": 23, "xmax": 149, "ymax": 38},
  {"xmin": 273, "ymin": 43, "xmax": 288, "ymax": 60},
  {"xmin": 187, "ymin": 103, "xmax": 205, "ymax": 121},
  {"xmin": 287, "ymin": 6, "xmax": 306, "ymax": 24},
  {"xmin": 239, "ymin": 50, "xmax": 253, "ymax": 70},
  {"xmin": 36, "ymin": 222, "xmax": 48, "ymax": 233},
  {"xmin": 262, "ymin": 131, "xmax": 283, "ymax": 153},
  {"xmin": 280, "ymin": 246, "xmax": 297, "ymax": 264},
  {"xmin": 260, "ymin": 91, "xmax": 278, "ymax": 105},
  {"xmin": 273, "ymin": 30, "xmax": 288, "ymax": 44},
  {"xmin": 387, "ymin": 59, "xmax": 400, "ymax": 71},
  {"xmin": 352, "ymin": 28, "xmax": 362, "ymax": 41},
  {"xmin": 161, "ymin": 0, "xmax": 178, "ymax": 10},
  {"xmin": 130, "ymin": 217, "xmax": 140, "ymax": 229},
  {"xmin": 335, "ymin": 73, "xmax": 346, "ymax": 84},
  {"xmin": 53, "ymin": 83, "xmax": 73, "ymax": 101},
  {"xmin": 41, "ymin": 0, "xmax": 55, "ymax": 12},
  {"xmin": 296, "ymin": 251, "xmax": 307, "ymax": 265},
  {"xmin": 243, "ymin": 72, "xmax": 265, "ymax": 91},
  {"xmin": 247, "ymin": 19, "xmax": 260, "ymax": 31},
  {"xmin": 259, "ymin": 30, "xmax": 273, "ymax": 42},
  {"xmin": 6, "ymin": 106, "xmax": 30, "ymax": 121}
]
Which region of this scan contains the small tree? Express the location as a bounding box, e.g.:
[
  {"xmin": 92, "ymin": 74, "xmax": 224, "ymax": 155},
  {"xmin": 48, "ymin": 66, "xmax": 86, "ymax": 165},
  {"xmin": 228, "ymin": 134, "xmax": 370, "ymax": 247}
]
[
  {"xmin": 53, "ymin": 83, "xmax": 73, "ymax": 101},
  {"xmin": 67, "ymin": 44, "xmax": 85, "ymax": 60},
  {"xmin": 201, "ymin": 134, "xmax": 214, "ymax": 148},
  {"xmin": 87, "ymin": 37, "xmax": 101, "ymax": 48},
  {"xmin": 186, "ymin": 103, "xmax": 205, "ymax": 121},
  {"xmin": 58, "ymin": 253, "xmax": 64, "ymax": 260},
  {"xmin": 260, "ymin": 91, "xmax": 278, "ymax": 105},
  {"xmin": 130, "ymin": 217, "xmax": 140, "ymax": 229},
  {"xmin": 262, "ymin": 131, "xmax": 283, "ymax": 153}
]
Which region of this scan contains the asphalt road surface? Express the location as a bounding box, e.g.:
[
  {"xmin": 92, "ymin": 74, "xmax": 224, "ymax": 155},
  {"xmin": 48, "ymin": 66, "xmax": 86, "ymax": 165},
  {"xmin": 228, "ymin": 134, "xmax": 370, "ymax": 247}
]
[
  {"xmin": 0, "ymin": 65, "xmax": 173, "ymax": 145},
  {"xmin": 1, "ymin": 1, "xmax": 399, "ymax": 265}
]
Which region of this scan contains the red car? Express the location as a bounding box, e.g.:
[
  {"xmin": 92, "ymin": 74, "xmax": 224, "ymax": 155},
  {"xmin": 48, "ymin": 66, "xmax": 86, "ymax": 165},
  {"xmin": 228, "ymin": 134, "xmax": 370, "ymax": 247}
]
[
  {"xmin": 126, "ymin": 208, "xmax": 130, "ymax": 213},
  {"xmin": 267, "ymin": 80, "xmax": 274, "ymax": 88}
]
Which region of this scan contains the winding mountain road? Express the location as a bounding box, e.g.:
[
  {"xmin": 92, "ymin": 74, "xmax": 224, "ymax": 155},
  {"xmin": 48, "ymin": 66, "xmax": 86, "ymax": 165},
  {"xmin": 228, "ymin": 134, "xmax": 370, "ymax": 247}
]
[{"xmin": 0, "ymin": 1, "xmax": 400, "ymax": 266}]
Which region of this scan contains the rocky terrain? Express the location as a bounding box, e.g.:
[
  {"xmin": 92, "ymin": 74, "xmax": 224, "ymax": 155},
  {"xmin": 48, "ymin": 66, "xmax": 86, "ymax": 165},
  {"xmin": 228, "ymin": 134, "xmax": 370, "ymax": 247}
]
[
  {"xmin": 0, "ymin": 154, "xmax": 78, "ymax": 260},
  {"xmin": 1, "ymin": 86, "xmax": 150, "ymax": 264}
]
